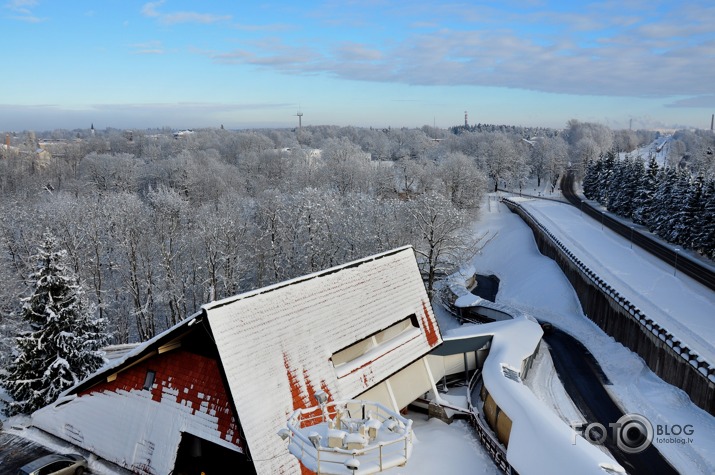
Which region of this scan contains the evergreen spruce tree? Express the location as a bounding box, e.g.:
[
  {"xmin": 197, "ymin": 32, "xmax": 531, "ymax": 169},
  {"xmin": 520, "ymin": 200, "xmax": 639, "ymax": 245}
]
[
  {"xmin": 693, "ymin": 179, "xmax": 715, "ymax": 259},
  {"xmin": 1, "ymin": 232, "xmax": 108, "ymax": 415},
  {"xmin": 596, "ymin": 149, "xmax": 616, "ymax": 204},
  {"xmin": 607, "ymin": 155, "xmax": 640, "ymax": 218},
  {"xmin": 666, "ymin": 170, "xmax": 694, "ymax": 245},
  {"xmin": 632, "ymin": 155, "xmax": 658, "ymax": 225},
  {"xmin": 675, "ymin": 174, "xmax": 704, "ymax": 249},
  {"xmin": 606, "ymin": 157, "xmax": 625, "ymax": 213},
  {"xmin": 582, "ymin": 157, "xmax": 600, "ymax": 199},
  {"xmin": 650, "ymin": 167, "xmax": 677, "ymax": 238}
]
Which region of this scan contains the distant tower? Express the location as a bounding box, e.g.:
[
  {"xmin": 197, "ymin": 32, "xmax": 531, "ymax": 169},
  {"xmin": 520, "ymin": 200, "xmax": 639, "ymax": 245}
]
[
  {"xmin": 464, "ymin": 111, "xmax": 468, "ymax": 127},
  {"xmin": 711, "ymin": 114, "xmax": 714, "ymax": 132},
  {"xmin": 90, "ymin": 123, "xmax": 95, "ymax": 136},
  {"xmin": 296, "ymin": 109, "xmax": 303, "ymax": 129}
]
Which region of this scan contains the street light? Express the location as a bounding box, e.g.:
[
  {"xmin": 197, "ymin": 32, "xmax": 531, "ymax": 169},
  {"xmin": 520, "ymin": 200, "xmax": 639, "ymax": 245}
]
[{"xmin": 674, "ymin": 248, "xmax": 680, "ymax": 276}]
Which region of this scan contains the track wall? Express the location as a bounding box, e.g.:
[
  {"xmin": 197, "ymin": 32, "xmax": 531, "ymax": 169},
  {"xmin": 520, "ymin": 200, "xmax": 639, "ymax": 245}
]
[{"xmin": 503, "ymin": 199, "xmax": 715, "ymax": 416}]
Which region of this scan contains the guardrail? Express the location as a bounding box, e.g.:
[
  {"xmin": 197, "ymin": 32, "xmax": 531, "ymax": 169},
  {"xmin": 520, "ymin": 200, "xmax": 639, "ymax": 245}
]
[
  {"xmin": 464, "ymin": 370, "xmax": 515, "ymax": 475},
  {"xmin": 503, "ymin": 198, "xmax": 715, "ymax": 415},
  {"xmin": 560, "ymin": 172, "xmax": 715, "ymax": 291},
  {"xmin": 284, "ymin": 400, "xmax": 413, "ymax": 474}
]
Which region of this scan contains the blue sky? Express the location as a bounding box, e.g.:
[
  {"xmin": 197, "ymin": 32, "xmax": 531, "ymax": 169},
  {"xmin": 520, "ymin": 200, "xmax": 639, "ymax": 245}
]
[{"xmin": 2, "ymin": 0, "xmax": 714, "ymax": 131}]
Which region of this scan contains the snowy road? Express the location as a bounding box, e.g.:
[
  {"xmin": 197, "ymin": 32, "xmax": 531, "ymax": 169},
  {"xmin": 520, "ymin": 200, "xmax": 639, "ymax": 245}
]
[{"xmin": 515, "ymin": 197, "xmax": 715, "ymax": 366}]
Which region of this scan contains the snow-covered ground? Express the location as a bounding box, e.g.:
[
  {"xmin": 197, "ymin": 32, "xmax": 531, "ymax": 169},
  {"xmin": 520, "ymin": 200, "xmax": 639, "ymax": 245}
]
[
  {"xmin": 467, "ymin": 194, "xmax": 715, "ymax": 474},
  {"xmin": 620, "ymin": 134, "xmax": 671, "ymax": 167},
  {"xmin": 516, "ymin": 196, "xmax": 715, "ymax": 366},
  {"xmin": 3, "ymin": 189, "xmax": 713, "ymax": 474},
  {"xmin": 392, "ymin": 414, "xmax": 502, "ymax": 475}
]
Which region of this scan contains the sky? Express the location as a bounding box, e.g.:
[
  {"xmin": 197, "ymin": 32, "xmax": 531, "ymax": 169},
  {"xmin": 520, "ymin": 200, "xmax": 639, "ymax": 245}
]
[{"xmin": 1, "ymin": 0, "xmax": 714, "ymax": 132}]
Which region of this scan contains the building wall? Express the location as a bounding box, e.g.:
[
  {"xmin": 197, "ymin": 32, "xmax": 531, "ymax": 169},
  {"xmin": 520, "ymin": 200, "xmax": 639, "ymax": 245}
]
[
  {"xmin": 33, "ymin": 349, "xmax": 244, "ymax": 475},
  {"xmin": 82, "ymin": 349, "xmax": 243, "ymax": 449}
]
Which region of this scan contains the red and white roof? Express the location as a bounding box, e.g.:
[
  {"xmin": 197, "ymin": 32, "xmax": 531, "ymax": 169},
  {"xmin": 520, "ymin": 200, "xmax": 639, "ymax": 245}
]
[{"xmin": 204, "ymin": 246, "xmax": 441, "ymax": 475}]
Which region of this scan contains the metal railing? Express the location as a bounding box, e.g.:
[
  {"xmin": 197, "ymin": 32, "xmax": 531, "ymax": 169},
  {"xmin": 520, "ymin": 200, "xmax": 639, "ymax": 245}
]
[
  {"xmin": 464, "ymin": 370, "xmax": 515, "ymax": 474},
  {"xmin": 284, "ymin": 400, "xmax": 413, "ymax": 474}
]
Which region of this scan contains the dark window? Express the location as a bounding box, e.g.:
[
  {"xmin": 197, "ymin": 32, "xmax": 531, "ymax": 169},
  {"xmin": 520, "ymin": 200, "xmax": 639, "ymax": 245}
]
[
  {"xmin": 38, "ymin": 461, "xmax": 72, "ymax": 475},
  {"xmin": 331, "ymin": 315, "xmax": 420, "ymax": 369},
  {"xmin": 144, "ymin": 370, "xmax": 156, "ymax": 390}
]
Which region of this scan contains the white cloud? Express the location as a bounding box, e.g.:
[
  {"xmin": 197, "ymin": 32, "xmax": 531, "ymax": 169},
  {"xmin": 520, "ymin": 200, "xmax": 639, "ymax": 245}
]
[
  {"xmin": 141, "ymin": 0, "xmax": 231, "ymax": 25},
  {"xmin": 665, "ymin": 95, "xmax": 715, "ymax": 108},
  {"xmin": 130, "ymin": 41, "xmax": 165, "ymax": 55},
  {"xmin": 203, "ymin": 2, "xmax": 714, "ymax": 104},
  {"xmin": 4, "ymin": 0, "xmax": 44, "ymax": 22}
]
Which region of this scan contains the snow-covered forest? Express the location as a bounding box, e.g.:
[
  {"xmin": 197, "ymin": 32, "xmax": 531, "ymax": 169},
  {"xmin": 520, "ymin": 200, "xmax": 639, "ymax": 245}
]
[
  {"xmin": 582, "ymin": 129, "xmax": 715, "ymax": 259},
  {"xmin": 0, "ymin": 121, "xmax": 709, "ymax": 368}
]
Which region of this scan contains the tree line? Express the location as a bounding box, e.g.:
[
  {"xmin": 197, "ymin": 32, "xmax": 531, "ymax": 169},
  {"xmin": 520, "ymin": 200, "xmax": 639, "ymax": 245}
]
[
  {"xmin": 0, "ymin": 120, "xmax": 690, "ymax": 369},
  {"xmin": 582, "ymin": 149, "xmax": 715, "ymax": 259},
  {"xmin": 0, "ymin": 126, "xmax": 491, "ymax": 363}
]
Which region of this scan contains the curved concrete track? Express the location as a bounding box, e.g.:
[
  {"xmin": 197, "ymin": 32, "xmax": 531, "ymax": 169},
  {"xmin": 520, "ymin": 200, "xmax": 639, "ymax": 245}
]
[
  {"xmin": 543, "ymin": 326, "xmax": 679, "ymax": 475},
  {"xmin": 561, "ymin": 171, "xmax": 715, "ymax": 291}
]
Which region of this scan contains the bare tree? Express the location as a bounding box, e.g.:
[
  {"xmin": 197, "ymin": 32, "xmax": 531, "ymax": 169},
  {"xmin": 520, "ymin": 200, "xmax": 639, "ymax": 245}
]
[{"xmin": 407, "ymin": 192, "xmax": 477, "ymax": 299}]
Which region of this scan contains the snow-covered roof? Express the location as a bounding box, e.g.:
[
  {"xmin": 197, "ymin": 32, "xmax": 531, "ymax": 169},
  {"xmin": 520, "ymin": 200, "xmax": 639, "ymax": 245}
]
[
  {"xmin": 204, "ymin": 245, "xmax": 441, "ymax": 475},
  {"xmin": 440, "ymin": 271, "xmax": 622, "ymax": 474},
  {"xmin": 443, "ymin": 303, "xmax": 624, "ymax": 474}
]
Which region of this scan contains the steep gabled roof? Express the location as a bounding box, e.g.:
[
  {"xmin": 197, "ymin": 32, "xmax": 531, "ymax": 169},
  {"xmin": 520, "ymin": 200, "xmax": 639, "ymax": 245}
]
[
  {"xmin": 46, "ymin": 246, "xmax": 439, "ymax": 475},
  {"xmin": 204, "ymin": 245, "xmax": 441, "ymax": 475}
]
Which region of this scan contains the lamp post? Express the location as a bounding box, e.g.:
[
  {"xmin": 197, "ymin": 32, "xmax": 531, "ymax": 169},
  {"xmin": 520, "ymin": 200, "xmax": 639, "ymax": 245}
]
[{"xmin": 674, "ymin": 248, "xmax": 680, "ymax": 276}]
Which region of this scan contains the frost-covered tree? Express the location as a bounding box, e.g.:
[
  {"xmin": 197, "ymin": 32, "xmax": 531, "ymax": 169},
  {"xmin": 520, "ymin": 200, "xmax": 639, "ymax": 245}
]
[
  {"xmin": 692, "ymin": 180, "xmax": 715, "ymax": 259},
  {"xmin": 407, "ymin": 192, "xmax": 476, "ymax": 299},
  {"xmin": 477, "ymin": 132, "xmax": 526, "ymax": 192},
  {"xmin": 632, "ymin": 155, "xmax": 659, "ymax": 225},
  {"xmin": 1, "ymin": 232, "xmax": 108, "ymax": 415},
  {"xmin": 436, "ymin": 152, "xmax": 487, "ymax": 209}
]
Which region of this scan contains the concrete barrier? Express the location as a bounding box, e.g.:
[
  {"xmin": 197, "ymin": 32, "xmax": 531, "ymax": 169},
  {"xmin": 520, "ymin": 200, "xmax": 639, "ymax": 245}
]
[{"xmin": 503, "ymin": 199, "xmax": 715, "ymax": 416}]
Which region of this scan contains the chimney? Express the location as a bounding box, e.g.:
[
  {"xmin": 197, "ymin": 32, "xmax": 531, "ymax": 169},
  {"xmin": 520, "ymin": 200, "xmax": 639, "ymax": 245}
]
[
  {"xmin": 5, "ymin": 133, "xmax": 9, "ymax": 149},
  {"xmin": 711, "ymin": 114, "xmax": 714, "ymax": 132}
]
